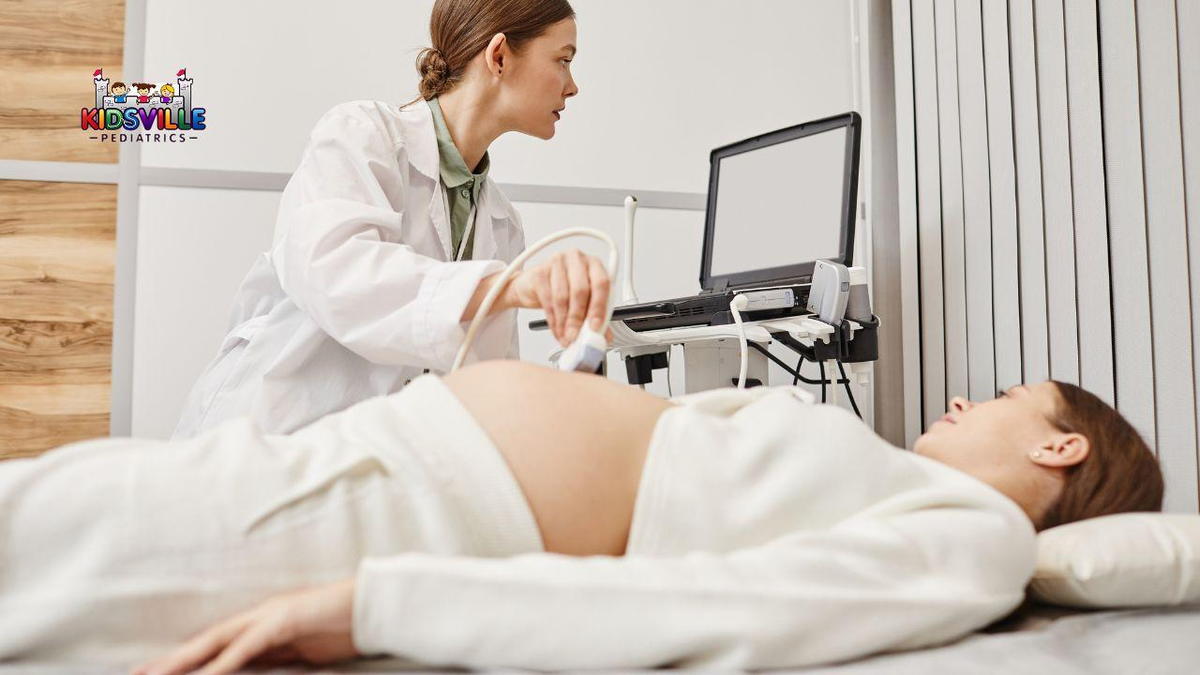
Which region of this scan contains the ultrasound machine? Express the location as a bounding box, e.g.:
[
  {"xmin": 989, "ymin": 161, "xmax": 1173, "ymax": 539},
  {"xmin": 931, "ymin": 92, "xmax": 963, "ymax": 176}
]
[{"xmin": 530, "ymin": 111, "xmax": 877, "ymax": 403}]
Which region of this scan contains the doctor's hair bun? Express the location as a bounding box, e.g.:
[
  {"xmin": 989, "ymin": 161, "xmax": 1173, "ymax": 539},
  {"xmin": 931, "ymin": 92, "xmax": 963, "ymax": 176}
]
[
  {"xmin": 401, "ymin": 0, "xmax": 575, "ymax": 108},
  {"xmin": 417, "ymin": 47, "xmax": 454, "ymax": 98}
]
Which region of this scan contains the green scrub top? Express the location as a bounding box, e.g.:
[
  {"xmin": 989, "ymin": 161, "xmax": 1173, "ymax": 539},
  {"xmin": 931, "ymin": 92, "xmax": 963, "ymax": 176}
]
[{"xmin": 428, "ymin": 96, "xmax": 490, "ymax": 261}]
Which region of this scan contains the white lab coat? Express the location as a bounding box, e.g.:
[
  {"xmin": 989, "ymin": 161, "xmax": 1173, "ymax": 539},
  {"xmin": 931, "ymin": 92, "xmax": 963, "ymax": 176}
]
[{"xmin": 173, "ymin": 99, "xmax": 525, "ymax": 438}]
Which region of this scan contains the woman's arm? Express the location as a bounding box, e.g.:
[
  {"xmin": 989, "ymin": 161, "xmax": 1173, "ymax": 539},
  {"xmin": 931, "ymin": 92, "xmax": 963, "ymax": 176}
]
[
  {"xmin": 347, "ymin": 502, "xmax": 1033, "ymax": 670},
  {"xmin": 137, "ymin": 488, "xmax": 1033, "ymax": 675}
]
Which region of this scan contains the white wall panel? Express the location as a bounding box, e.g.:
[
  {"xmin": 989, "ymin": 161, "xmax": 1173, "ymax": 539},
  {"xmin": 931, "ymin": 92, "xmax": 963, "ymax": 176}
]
[
  {"xmin": 132, "ymin": 186, "xmax": 280, "ymax": 438},
  {"xmin": 1033, "ymin": 0, "xmax": 1079, "ymax": 384},
  {"xmin": 892, "ymin": 0, "xmax": 924, "ymax": 447},
  {"xmin": 1009, "ymin": 0, "xmax": 1049, "ymax": 385},
  {"xmin": 140, "ymin": 0, "xmax": 437, "ymax": 174},
  {"xmin": 491, "ymin": 0, "xmax": 854, "ymax": 193},
  {"xmin": 981, "ymin": 0, "xmax": 1021, "ymax": 392},
  {"xmin": 1064, "ymin": 0, "xmax": 1113, "ymax": 404},
  {"xmin": 1138, "ymin": 0, "xmax": 1198, "ymax": 512},
  {"xmin": 954, "ymin": 0, "xmax": 995, "ymax": 402},
  {"xmin": 1180, "ymin": 0, "xmax": 1200, "ymax": 511},
  {"xmin": 1098, "ymin": 0, "xmax": 1155, "ymax": 449},
  {"xmin": 933, "ymin": 0, "xmax": 968, "ymax": 401},
  {"xmin": 911, "ymin": 0, "xmax": 945, "ymax": 429},
  {"xmin": 140, "ymin": 0, "xmax": 855, "ymax": 196}
]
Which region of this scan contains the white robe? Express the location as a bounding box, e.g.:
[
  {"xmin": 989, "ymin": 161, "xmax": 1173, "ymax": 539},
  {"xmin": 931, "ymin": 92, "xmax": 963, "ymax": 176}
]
[
  {"xmin": 172, "ymin": 98, "xmax": 525, "ymax": 439},
  {"xmin": 0, "ymin": 377, "xmax": 1035, "ymax": 668}
]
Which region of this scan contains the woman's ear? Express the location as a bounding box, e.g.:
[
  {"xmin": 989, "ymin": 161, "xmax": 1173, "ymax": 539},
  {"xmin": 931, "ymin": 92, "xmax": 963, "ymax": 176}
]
[
  {"xmin": 484, "ymin": 33, "xmax": 507, "ymax": 77},
  {"xmin": 1028, "ymin": 432, "xmax": 1090, "ymax": 469}
]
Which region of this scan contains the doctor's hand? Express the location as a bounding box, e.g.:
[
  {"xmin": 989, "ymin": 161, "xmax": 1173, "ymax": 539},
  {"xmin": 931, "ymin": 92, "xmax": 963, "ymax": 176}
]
[
  {"xmin": 131, "ymin": 578, "xmax": 358, "ymax": 675},
  {"xmin": 503, "ymin": 249, "xmax": 612, "ymax": 347}
]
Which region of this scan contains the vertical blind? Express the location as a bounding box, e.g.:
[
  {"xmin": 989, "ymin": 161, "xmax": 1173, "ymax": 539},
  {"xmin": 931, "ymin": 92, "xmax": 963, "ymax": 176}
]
[{"xmin": 892, "ymin": 0, "xmax": 1200, "ymax": 511}]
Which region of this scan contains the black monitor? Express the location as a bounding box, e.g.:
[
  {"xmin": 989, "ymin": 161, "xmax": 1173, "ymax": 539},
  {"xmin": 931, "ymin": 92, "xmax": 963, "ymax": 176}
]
[{"xmin": 699, "ymin": 111, "xmax": 861, "ymax": 291}]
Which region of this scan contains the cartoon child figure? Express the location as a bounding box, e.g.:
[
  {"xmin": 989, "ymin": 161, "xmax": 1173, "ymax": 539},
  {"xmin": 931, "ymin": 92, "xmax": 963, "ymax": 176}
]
[
  {"xmin": 134, "ymin": 82, "xmax": 155, "ymax": 104},
  {"xmin": 159, "ymin": 84, "xmax": 175, "ymax": 104},
  {"xmin": 109, "ymin": 82, "xmax": 128, "ymax": 103}
]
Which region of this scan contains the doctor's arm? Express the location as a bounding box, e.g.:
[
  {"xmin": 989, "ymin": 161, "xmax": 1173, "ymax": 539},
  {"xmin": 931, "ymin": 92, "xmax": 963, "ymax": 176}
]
[
  {"xmin": 463, "ymin": 247, "xmax": 612, "ymax": 347},
  {"xmin": 273, "ymin": 109, "xmax": 500, "ymax": 371},
  {"xmin": 273, "ymin": 108, "xmax": 609, "ymax": 370}
]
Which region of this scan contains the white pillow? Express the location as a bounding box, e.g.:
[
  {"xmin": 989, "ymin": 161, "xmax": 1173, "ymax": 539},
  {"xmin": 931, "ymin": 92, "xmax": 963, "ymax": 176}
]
[{"xmin": 1030, "ymin": 512, "xmax": 1200, "ymax": 608}]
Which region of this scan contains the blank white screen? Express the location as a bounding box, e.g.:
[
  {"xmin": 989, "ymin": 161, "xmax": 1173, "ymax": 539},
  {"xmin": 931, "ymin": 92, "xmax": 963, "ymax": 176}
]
[{"xmin": 708, "ymin": 127, "xmax": 846, "ymax": 278}]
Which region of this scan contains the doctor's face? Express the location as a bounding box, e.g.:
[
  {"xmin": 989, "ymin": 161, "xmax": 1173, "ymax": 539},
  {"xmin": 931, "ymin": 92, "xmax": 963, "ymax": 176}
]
[{"xmin": 501, "ymin": 17, "xmax": 579, "ymax": 139}]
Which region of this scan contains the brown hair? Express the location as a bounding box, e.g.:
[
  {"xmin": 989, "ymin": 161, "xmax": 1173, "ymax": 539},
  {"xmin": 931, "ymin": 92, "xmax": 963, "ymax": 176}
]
[
  {"xmin": 401, "ymin": 0, "xmax": 575, "ymax": 109},
  {"xmin": 1039, "ymin": 381, "xmax": 1164, "ymax": 529}
]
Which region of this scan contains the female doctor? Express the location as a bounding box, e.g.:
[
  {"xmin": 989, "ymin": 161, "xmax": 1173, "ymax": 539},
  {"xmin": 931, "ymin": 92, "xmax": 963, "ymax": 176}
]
[{"xmin": 173, "ymin": 0, "xmax": 604, "ymax": 437}]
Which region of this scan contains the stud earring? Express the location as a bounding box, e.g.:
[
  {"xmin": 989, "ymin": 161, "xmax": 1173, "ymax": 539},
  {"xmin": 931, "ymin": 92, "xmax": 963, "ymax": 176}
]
[{"xmin": 1030, "ymin": 450, "xmax": 1043, "ymax": 459}]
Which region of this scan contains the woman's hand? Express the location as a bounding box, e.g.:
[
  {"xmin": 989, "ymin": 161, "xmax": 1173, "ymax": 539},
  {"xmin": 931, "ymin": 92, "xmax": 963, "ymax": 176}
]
[
  {"xmin": 132, "ymin": 578, "xmax": 359, "ymax": 675},
  {"xmin": 504, "ymin": 249, "xmax": 612, "ymax": 347}
]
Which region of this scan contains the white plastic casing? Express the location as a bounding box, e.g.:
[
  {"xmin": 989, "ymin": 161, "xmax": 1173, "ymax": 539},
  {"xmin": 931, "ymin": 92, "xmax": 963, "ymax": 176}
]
[
  {"xmin": 735, "ymin": 288, "xmax": 795, "ymax": 312},
  {"xmin": 557, "ymin": 324, "xmax": 609, "ymax": 372},
  {"xmin": 806, "ymin": 259, "xmax": 850, "ymax": 324}
]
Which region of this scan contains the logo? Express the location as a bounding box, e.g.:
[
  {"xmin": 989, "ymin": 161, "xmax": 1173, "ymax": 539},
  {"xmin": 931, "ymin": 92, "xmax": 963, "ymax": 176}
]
[{"xmin": 82, "ymin": 67, "xmax": 206, "ymax": 143}]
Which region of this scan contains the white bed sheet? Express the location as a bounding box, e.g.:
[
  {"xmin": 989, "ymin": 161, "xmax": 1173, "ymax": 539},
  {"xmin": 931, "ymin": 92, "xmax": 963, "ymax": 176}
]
[{"xmin": 4, "ymin": 605, "xmax": 1197, "ymax": 674}]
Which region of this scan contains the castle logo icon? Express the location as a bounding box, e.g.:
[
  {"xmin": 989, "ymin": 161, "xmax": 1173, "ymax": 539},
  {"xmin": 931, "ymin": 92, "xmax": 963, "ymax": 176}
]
[{"xmin": 81, "ymin": 67, "xmax": 207, "ymax": 143}]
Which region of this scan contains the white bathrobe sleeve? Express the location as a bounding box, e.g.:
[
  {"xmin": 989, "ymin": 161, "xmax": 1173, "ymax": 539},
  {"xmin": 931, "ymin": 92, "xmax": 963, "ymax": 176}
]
[
  {"xmin": 272, "ymin": 105, "xmax": 506, "ymax": 370},
  {"xmin": 352, "ymin": 500, "xmax": 1035, "ymax": 670}
]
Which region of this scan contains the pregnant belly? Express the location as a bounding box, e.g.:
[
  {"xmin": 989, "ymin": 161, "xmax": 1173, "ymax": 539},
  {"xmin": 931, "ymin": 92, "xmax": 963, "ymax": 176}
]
[{"xmin": 443, "ymin": 361, "xmax": 673, "ymax": 556}]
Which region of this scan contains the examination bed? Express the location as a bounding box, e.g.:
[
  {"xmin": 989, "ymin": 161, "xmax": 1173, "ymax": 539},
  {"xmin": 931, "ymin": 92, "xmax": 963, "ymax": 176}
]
[{"xmin": 3, "ymin": 602, "xmax": 1197, "ymax": 674}]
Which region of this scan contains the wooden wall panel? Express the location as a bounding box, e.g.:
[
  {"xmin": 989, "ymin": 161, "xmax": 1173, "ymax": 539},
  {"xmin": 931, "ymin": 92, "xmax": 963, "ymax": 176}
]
[
  {"xmin": 0, "ymin": 180, "xmax": 115, "ymax": 460},
  {"xmin": 0, "ymin": 0, "xmax": 125, "ymax": 162}
]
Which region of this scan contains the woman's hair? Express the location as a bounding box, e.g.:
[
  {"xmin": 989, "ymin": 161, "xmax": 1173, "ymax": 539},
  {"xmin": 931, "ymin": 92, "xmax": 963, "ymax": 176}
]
[
  {"xmin": 1038, "ymin": 381, "xmax": 1164, "ymax": 529},
  {"xmin": 401, "ymin": 0, "xmax": 575, "ymax": 109}
]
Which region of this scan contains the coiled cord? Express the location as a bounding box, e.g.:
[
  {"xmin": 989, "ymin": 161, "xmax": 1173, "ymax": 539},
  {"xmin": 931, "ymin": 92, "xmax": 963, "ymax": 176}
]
[{"xmin": 452, "ymin": 228, "xmax": 619, "ymax": 372}]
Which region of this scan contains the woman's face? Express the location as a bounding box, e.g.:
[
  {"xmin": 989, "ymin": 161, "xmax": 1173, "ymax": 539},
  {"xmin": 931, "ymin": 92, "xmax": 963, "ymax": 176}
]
[
  {"xmin": 499, "ymin": 18, "xmax": 579, "ymax": 139},
  {"xmin": 914, "ymin": 382, "xmax": 1066, "ymax": 476}
]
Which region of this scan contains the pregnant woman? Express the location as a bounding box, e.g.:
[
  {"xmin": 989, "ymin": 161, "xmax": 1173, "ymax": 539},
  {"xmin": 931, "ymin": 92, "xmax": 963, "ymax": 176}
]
[{"xmin": 0, "ymin": 362, "xmax": 1161, "ymax": 672}]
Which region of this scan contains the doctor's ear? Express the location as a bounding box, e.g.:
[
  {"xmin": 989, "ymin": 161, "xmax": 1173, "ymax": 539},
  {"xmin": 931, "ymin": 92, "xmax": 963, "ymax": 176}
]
[{"xmin": 484, "ymin": 32, "xmax": 507, "ymax": 76}]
